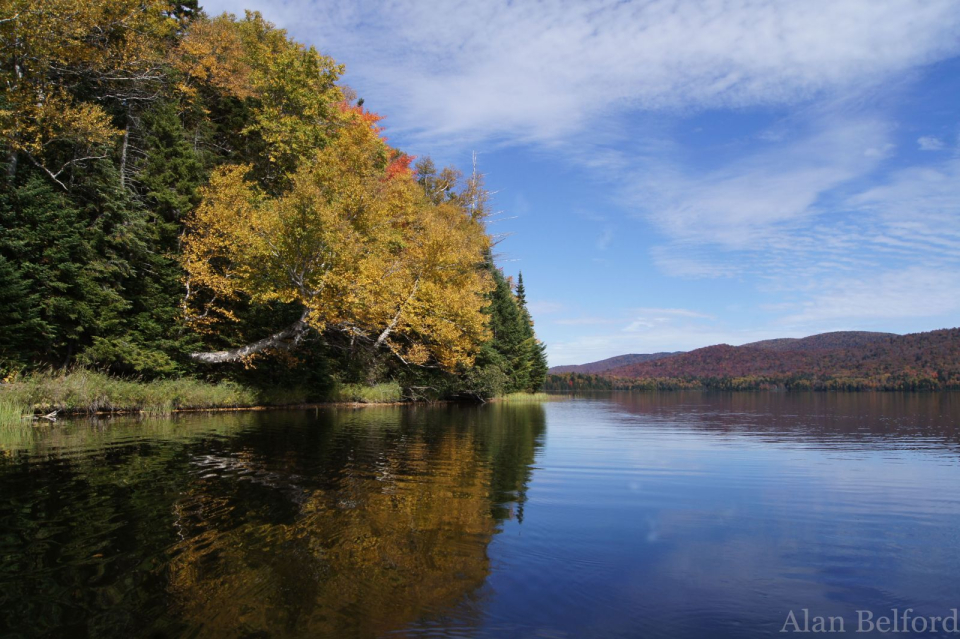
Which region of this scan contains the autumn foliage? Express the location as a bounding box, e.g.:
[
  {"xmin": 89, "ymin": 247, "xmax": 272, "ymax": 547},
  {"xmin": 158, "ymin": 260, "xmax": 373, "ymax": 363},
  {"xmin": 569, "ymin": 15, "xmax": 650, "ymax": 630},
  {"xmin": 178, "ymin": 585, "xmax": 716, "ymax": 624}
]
[
  {"xmin": 547, "ymin": 329, "xmax": 960, "ymax": 391},
  {"xmin": 183, "ymin": 108, "xmax": 493, "ymax": 369}
]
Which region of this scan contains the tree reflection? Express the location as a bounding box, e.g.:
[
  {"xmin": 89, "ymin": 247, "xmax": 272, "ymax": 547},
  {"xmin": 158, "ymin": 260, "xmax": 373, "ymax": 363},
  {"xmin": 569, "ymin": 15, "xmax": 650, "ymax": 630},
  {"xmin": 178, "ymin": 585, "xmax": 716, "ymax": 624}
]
[{"xmin": 165, "ymin": 404, "xmax": 546, "ymax": 637}]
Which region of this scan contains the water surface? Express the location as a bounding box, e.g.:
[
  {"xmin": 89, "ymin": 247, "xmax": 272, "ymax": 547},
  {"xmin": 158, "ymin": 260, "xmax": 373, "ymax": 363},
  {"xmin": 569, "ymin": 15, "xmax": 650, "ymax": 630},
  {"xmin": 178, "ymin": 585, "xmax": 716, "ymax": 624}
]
[{"xmin": 2, "ymin": 393, "xmax": 960, "ymax": 637}]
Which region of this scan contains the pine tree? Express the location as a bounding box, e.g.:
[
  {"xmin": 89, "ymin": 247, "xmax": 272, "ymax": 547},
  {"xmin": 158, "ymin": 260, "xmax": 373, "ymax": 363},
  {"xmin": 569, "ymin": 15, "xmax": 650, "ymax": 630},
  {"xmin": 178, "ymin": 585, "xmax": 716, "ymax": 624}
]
[
  {"xmin": 0, "ymin": 174, "xmax": 129, "ymax": 367},
  {"xmin": 515, "ymin": 271, "xmax": 548, "ymax": 391},
  {"xmin": 0, "ymin": 254, "xmax": 44, "ymax": 369}
]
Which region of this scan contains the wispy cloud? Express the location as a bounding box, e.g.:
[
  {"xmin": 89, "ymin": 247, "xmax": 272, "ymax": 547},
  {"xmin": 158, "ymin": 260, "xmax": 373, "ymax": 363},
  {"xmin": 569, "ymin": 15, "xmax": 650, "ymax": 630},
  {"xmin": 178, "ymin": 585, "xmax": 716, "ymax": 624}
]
[
  {"xmin": 632, "ymin": 308, "xmax": 714, "ymax": 319},
  {"xmin": 595, "ymin": 226, "xmax": 614, "ymax": 251},
  {"xmin": 848, "ymin": 158, "xmax": 960, "ymax": 262},
  {"xmin": 554, "ymin": 317, "xmax": 620, "ymax": 326},
  {"xmin": 627, "ymin": 118, "xmax": 892, "ymax": 248},
  {"xmin": 782, "ymin": 267, "xmax": 960, "ymax": 325},
  {"xmin": 917, "ymin": 136, "xmax": 946, "ymax": 151},
  {"xmin": 623, "ymin": 307, "xmax": 714, "ymax": 333},
  {"xmin": 203, "ymin": 0, "xmax": 960, "ymax": 144}
]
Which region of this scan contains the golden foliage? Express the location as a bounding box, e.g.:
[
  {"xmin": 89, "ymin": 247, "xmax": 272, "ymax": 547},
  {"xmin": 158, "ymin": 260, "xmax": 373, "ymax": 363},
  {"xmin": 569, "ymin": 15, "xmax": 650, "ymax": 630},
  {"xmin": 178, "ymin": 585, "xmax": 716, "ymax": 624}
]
[
  {"xmin": 183, "ymin": 107, "xmax": 493, "ymax": 369},
  {"xmin": 174, "ymin": 11, "xmax": 345, "ymax": 181},
  {"xmin": 174, "ymin": 14, "xmax": 255, "ymax": 99},
  {"xmin": 0, "ymin": 0, "xmax": 174, "ymax": 159}
]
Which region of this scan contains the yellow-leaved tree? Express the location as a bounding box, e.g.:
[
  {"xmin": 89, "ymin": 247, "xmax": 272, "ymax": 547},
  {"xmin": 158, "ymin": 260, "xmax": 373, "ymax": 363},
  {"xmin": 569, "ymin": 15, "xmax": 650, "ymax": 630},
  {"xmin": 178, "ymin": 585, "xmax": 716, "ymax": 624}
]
[
  {"xmin": 173, "ymin": 10, "xmax": 346, "ymax": 191},
  {"xmin": 182, "ymin": 106, "xmax": 493, "ymax": 370},
  {"xmin": 0, "ymin": 0, "xmax": 174, "ymax": 186}
]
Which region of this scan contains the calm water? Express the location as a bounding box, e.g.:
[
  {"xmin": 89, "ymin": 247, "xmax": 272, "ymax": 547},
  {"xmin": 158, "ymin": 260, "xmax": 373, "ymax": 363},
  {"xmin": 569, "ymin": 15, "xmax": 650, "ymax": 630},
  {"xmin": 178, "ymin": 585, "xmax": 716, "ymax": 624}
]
[{"xmin": 2, "ymin": 393, "xmax": 960, "ymax": 638}]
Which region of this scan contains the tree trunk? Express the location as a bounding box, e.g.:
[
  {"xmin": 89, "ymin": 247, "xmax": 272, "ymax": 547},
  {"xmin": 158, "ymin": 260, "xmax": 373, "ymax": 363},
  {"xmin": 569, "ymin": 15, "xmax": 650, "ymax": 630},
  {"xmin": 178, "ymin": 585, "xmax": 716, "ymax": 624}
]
[
  {"xmin": 190, "ymin": 311, "xmax": 311, "ymax": 364},
  {"xmin": 119, "ymin": 119, "xmax": 130, "ymax": 190},
  {"xmin": 6, "ymin": 151, "xmax": 17, "ymax": 184}
]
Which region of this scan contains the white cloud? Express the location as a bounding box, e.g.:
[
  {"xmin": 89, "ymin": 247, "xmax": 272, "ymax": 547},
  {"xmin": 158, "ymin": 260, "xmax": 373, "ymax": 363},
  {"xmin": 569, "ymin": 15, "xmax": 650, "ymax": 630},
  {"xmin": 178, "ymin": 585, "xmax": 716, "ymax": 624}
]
[
  {"xmin": 649, "ymin": 246, "xmax": 742, "ymax": 279},
  {"xmin": 782, "ymin": 267, "xmax": 960, "ymax": 325},
  {"xmin": 627, "ymin": 118, "xmax": 891, "ymax": 248},
  {"xmin": 848, "ymin": 159, "xmax": 960, "ymax": 261},
  {"xmin": 917, "ymin": 136, "xmax": 946, "ymax": 151},
  {"xmin": 624, "ymin": 307, "xmax": 713, "ymax": 333},
  {"xmin": 631, "ymin": 308, "xmax": 714, "ymax": 319},
  {"xmin": 201, "ymin": 0, "xmax": 960, "ymax": 144}
]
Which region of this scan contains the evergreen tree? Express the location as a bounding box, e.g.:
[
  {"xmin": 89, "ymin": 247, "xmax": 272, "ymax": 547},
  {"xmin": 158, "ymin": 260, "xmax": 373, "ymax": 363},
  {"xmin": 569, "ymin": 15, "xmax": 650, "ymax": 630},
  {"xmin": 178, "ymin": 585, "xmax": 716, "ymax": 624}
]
[
  {"xmin": 515, "ymin": 271, "xmax": 548, "ymax": 391},
  {"xmin": 0, "ymin": 174, "xmax": 130, "ymax": 367},
  {"xmin": 463, "ymin": 260, "xmax": 552, "ymax": 396},
  {"xmin": 0, "ymin": 254, "xmax": 44, "ymax": 369}
]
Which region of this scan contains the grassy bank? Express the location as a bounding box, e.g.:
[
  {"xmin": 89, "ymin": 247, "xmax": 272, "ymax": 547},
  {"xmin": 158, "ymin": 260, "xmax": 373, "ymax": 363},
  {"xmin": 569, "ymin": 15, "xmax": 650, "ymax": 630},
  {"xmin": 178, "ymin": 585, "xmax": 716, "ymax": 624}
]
[
  {"xmin": 499, "ymin": 392, "xmax": 558, "ymax": 403},
  {"xmin": 0, "ymin": 370, "xmax": 555, "ymax": 427},
  {"xmin": 0, "ymin": 370, "xmax": 263, "ymax": 423},
  {"xmin": 326, "ymin": 381, "xmax": 403, "ymax": 404}
]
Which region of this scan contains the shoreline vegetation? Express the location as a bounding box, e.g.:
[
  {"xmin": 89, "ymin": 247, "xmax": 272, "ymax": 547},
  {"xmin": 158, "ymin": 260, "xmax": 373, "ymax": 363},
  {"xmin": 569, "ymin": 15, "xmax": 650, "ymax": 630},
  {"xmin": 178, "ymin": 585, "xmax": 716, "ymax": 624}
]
[{"xmin": 0, "ymin": 371, "xmax": 561, "ymax": 426}]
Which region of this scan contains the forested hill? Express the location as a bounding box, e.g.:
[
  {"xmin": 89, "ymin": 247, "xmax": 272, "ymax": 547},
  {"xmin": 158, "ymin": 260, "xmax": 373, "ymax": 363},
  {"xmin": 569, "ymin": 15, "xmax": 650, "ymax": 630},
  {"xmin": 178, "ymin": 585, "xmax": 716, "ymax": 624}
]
[
  {"xmin": 742, "ymin": 331, "xmax": 896, "ymax": 352},
  {"xmin": 0, "ymin": 2, "xmax": 547, "ymax": 399},
  {"xmin": 548, "ymin": 352, "xmax": 681, "ymax": 374},
  {"xmin": 547, "ymin": 328, "xmax": 960, "ymax": 391}
]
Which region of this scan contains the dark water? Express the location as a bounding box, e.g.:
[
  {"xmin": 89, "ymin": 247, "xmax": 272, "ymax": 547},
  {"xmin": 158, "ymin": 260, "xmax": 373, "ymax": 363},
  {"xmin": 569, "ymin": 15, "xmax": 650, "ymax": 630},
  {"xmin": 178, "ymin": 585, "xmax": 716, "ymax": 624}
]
[{"xmin": 2, "ymin": 393, "xmax": 960, "ymax": 638}]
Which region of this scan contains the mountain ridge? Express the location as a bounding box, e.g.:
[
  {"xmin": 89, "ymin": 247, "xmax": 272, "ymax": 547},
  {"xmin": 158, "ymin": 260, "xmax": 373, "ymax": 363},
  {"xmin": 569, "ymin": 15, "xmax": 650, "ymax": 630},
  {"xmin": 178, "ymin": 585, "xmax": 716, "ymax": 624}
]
[
  {"xmin": 549, "ymin": 352, "xmax": 682, "ymax": 374},
  {"xmin": 741, "ymin": 331, "xmax": 896, "ymax": 352},
  {"xmin": 547, "ymin": 328, "xmax": 960, "ymax": 391}
]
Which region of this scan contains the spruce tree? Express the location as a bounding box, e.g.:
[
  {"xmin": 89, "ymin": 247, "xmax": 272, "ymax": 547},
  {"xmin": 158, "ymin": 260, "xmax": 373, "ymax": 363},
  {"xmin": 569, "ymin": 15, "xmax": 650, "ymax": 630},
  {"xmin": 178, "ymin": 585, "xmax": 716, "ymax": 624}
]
[
  {"xmin": 0, "ymin": 174, "xmax": 129, "ymax": 367},
  {"xmin": 515, "ymin": 271, "xmax": 548, "ymax": 391}
]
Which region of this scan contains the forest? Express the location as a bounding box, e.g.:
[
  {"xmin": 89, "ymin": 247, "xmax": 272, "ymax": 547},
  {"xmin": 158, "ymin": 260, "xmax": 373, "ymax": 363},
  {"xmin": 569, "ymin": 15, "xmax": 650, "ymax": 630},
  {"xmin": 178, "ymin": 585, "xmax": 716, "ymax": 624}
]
[
  {"xmin": 547, "ymin": 328, "xmax": 960, "ymax": 392},
  {"xmin": 0, "ymin": 0, "xmax": 547, "ymax": 411}
]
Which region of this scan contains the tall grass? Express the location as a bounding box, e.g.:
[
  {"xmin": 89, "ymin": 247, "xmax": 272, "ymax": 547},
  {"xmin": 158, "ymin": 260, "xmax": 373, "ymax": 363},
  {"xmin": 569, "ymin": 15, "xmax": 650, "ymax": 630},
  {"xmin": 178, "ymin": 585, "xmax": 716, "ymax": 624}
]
[
  {"xmin": 0, "ymin": 369, "xmax": 416, "ymax": 419},
  {"xmin": 500, "ymin": 392, "xmax": 558, "ymax": 403},
  {"xmin": 0, "ymin": 397, "xmax": 29, "ymax": 427},
  {"xmin": 327, "ymin": 381, "xmax": 403, "ymax": 403},
  {"xmin": 0, "ymin": 369, "xmax": 259, "ymax": 416}
]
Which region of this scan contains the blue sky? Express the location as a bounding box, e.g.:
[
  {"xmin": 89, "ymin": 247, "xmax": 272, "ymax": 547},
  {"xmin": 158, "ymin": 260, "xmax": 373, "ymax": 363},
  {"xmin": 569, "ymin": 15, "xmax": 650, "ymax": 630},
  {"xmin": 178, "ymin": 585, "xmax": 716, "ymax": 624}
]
[{"xmin": 203, "ymin": 0, "xmax": 960, "ymax": 365}]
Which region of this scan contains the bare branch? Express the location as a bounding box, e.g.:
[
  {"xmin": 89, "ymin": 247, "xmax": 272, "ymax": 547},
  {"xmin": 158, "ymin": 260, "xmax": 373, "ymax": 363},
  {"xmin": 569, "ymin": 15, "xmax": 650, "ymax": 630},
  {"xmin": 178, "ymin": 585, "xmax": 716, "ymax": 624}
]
[
  {"xmin": 375, "ymin": 277, "xmax": 421, "ymax": 347},
  {"xmin": 190, "ymin": 310, "xmax": 311, "ymax": 364}
]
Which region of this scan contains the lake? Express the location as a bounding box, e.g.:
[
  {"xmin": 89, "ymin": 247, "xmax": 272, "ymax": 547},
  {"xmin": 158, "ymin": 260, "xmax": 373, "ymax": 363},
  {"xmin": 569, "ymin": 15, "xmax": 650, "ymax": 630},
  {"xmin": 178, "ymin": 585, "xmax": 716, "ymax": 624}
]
[{"xmin": 2, "ymin": 392, "xmax": 960, "ymax": 638}]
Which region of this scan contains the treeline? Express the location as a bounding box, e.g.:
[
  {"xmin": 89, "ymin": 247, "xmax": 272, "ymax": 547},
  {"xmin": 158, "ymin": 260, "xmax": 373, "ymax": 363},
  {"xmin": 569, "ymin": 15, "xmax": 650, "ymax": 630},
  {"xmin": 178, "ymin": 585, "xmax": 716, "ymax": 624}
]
[
  {"xmin": 547, "ymin": 371, "xmax": 958, "ymax": 392},
  {"xmin": 597, "ymin": 328, "xmax": 960, "ymax": 391},
  {"xmin": 0, "ymin": 1, "xmax": 546, "ymax": 399}
]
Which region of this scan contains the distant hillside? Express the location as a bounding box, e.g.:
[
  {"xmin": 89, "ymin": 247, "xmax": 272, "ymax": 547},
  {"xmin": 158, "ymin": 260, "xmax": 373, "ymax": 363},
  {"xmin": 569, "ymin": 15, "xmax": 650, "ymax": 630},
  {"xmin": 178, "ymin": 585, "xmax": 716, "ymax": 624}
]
[
  {"xmin": 549, "ymin": 352, "xmax": 682, "ymax": 374},
  {"xmin": 743, "ymin": 331, "xmax": 895, "ymax": 352},
  {"xmin": 547, "ymin": 328, "xmax": 960, "ymax": 391}
]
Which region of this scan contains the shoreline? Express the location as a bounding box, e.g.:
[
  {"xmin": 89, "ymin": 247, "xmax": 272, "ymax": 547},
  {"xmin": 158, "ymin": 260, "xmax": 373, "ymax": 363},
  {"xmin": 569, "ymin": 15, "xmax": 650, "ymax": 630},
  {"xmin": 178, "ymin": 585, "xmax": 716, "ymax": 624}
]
[{"xmin": 0, "ymin": 370, "xmax": 557, "ymax": 426}]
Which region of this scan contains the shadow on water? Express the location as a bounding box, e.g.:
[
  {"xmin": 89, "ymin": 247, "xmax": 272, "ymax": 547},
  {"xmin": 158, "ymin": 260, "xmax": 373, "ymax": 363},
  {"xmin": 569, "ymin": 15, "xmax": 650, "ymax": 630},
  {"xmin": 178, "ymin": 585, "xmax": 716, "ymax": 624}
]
[{"xmin": 0, "ymin": 403, "xmax": 546, "ymax": 638}]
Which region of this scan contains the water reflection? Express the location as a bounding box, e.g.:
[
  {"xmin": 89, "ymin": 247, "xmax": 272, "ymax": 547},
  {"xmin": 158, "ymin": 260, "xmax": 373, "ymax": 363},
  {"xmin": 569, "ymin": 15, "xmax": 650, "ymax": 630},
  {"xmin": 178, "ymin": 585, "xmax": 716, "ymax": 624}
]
[
  {"xmin": 597, "ymin": 391, "xmax": 960, "ymax": 449},
  {"xmin": 485, "ymin": 392, "xmax": 960, "ymax": 638},
  {"xmin": 0, "ymin": 404, "xmax": 546, "ymax": 638},
  {"xmin": 4, "ymin": 393, "xmax": 960, "ymax": 638}
]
